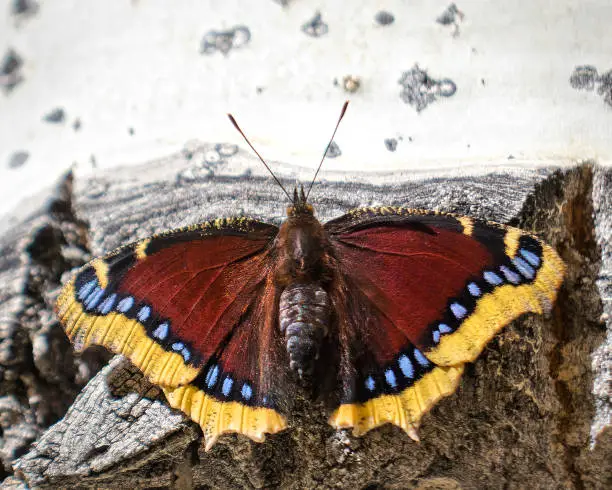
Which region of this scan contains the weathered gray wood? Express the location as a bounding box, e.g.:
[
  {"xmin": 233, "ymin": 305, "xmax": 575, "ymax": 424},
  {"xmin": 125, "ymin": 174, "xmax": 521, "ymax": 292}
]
[
  {"xmin": 14, "ymin": 356, "xmax": 198, "ymax": 488},
  {"xmin": 592, "ymin": 167, "xmax": 612, "ymax": 446},
  {"xmin": 72, "ymin": 143, "xmax": 556, "ymax": 255},
  {"xmin": 2, "ymin": 146, "xmax": 611, "ymax": 488},
  {"xmin": 0, "ymin": 174, "xmax": 111, "ymax": 482}
]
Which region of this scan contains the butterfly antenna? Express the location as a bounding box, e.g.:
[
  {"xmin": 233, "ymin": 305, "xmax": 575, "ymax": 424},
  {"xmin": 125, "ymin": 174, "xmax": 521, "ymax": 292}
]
[
  {"xmin": 227, "ymin": 113, "xmax": 292, "ymax": 201},
  {"xmin": 305, "ymin": 100, "xmax": 349, "ymax": 201}
]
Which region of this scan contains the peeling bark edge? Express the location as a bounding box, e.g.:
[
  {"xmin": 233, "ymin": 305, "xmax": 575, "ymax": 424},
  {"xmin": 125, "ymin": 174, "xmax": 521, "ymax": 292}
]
[
  {"xmin": 0, "ymin": 172, "xmax": 111, "ymax": 482},
  {"xmin": 591, "ymin": 165, "xmax": 612, "ymax": 447}
]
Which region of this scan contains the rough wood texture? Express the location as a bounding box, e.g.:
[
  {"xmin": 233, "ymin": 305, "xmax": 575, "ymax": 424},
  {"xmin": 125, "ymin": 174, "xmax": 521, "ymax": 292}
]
[
  {"xmin": 1, "ymin": 146, "xmax": 610, "ymax": 488},
  {"xmin": 591, "ymin": 167, "xmax": 612, "ymax": 446},
  {"xmin": 0, "ymin": 174, "xmax": 111, "ymax": 483}
]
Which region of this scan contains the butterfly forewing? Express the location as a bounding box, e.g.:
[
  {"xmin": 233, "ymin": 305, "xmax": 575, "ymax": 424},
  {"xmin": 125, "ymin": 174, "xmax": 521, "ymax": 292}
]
[
  {"xmin": 164, "ymin": 274, "xmax": 290, "ymax": 449},
  {"xmin": 56, "ymin": 217, "xmax": 289, "ymax": 446}
]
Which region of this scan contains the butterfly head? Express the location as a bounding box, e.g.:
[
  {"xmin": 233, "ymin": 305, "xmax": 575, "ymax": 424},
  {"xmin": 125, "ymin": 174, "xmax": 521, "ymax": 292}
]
[{"xmin": 287, "ymin": 185, "xmax": 314, "ymax": 217}]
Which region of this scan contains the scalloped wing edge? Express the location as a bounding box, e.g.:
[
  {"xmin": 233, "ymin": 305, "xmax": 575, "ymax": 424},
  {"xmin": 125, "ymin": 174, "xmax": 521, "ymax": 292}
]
[
  {"xmin": 424, "ymin": 242, "xmax": 565, "ymax": 365},
  {"xmin": 329, "ymin": 365, "xmax": 464, "ymax": 438},
  {"xmin": 163, "ymin": 384, "xmax": 288, "ymax": 451}
]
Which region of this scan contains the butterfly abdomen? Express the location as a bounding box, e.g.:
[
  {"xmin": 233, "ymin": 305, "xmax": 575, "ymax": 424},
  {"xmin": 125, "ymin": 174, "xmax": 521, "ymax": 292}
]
[{"xmin": 279, "ymin": 283, "xmax": 330, "ymax": 381}]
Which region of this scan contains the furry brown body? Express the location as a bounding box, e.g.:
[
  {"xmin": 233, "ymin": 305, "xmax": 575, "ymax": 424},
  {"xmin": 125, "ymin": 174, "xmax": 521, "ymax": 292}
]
[{"xmin": 275, "ymin": 188, "xmax": 333, "ymax": 382}]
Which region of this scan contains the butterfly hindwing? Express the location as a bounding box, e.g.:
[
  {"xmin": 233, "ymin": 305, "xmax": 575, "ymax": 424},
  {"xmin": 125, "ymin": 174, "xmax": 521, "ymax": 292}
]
[
  {"xmin": 164, "ymin": 275, "xmax": 289, "ymax": 449},
  {"xmin": 56, "ymin": 217, "xmax": 289, "ymax": 446},
  {"xmin": 325, "ymin": 207, "xmax": 564, "ymax": 436},
  {"xmin": 326, "ymin": 272, "xmax": 465, "ymax": 438}
]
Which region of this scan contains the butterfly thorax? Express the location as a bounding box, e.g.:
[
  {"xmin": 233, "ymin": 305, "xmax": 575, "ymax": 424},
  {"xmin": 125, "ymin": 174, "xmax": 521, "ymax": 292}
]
[
  {"xmin": 276, "ymin": 201, "xmax": 332, "ymax": 382},
  {"xmin": 274, "ymin": 213, "xmax": 328, "ymax": 284}
]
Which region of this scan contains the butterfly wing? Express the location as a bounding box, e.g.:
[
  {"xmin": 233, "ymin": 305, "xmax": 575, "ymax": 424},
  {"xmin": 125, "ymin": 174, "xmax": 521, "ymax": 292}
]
[
  {"xmin": 326, "ymin": 269, "xmax": 465, "ymax": 439},
  {"xmin": 163, "ymin": 272, "xmax": 288, "ymax": 450},
  {"xmin": 56, "ymin": 217, "xmax": 288, "ymax": 447},
  {"xmin": 324, "ymin": 207, "xmax": 565, "ymax": 436}
]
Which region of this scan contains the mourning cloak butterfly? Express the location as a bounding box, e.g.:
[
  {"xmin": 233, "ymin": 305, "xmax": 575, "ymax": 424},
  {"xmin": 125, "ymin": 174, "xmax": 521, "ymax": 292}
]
[{"xmin": 56, "ymin": 103, "xmax": 565, "ymax": 450}]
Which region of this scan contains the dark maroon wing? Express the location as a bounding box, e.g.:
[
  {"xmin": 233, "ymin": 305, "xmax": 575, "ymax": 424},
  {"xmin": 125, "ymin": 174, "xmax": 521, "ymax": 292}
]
[
  {"xmin": 324, "ymin": 207, "xmax": 564, "ymax": 437},
  {"xmin": 56, "ymin": 217, "xmax": 289, "ymax": 448}
]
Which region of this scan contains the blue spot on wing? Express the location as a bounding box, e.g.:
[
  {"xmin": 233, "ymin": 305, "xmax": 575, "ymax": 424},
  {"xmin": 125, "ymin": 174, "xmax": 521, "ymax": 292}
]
[
  {"xmin": 450, "ymin": 302, "xmax": 468, "ymax": 319},
  {"xmin": 206, "ymin": 365, "xmax": 219, "ymax": 388},
  {"xmin": 438, "ymin": 323, "xmax": 452, "ymax": 334},
  {"xmin": 241, "ymin": 383, "xmax": 253, "ymax": 400},
  {"xmin": 484, "ymin": 271, "xmax": 503, "ymax": 286},
  {"xmin": 78, "ymin": 280, "xmax": 97, "ymax": 300},
  {"xmin": 433, "ymin": 330, "xmax": 441, "ymax": 343},
  {"xmin": 170, "ymin": 341, "xmax": 191, "ymax": 362},
  {"xmin": 85, "ymin": 287, "xmax": 104, "ymax": 310},
  {"xmin": 365, "ymin": 376, "xmax": 375, "ymax": 391},
  {"xmin": 468, "ymin": 282, "xmax": 481, "ymax": 297},
  {"xmin": 98, "ymin": 294, "xmax": 117, "ymax": 315},
  {"xmin": 512, "ymin": 257, "xmax": 535, "ymax": 279},
  {"xmin": 137, "ymin": 306, "xmax": 151, "ymax": 322},
  {"xmin": 116, "ymin": 296, "xmax": 134, "ymax": 313},
  {"xmin": 500, "ymin": 265, "xmax": 521, "ymax": 284},
  {"xmin": 413, "ymin": 348, "xmax": 430, "ymax": 367},
  {"xmin": 520, "ymin": 248, "xmax": 541, "ymax": 267},
  {"xmin": 399, "ymin": 354, "xmax": 414, "ymax": 378},
  {"xmin": 222, "ymin": 377, "xmax": 233, "ymax": 397},
  {"xmin": 152, "ymin": 322, "xmax": 169, "ymax": 340},
  {"xmin": 385, "ymin": 369, "xmax": 397, "ymax": 388}
]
